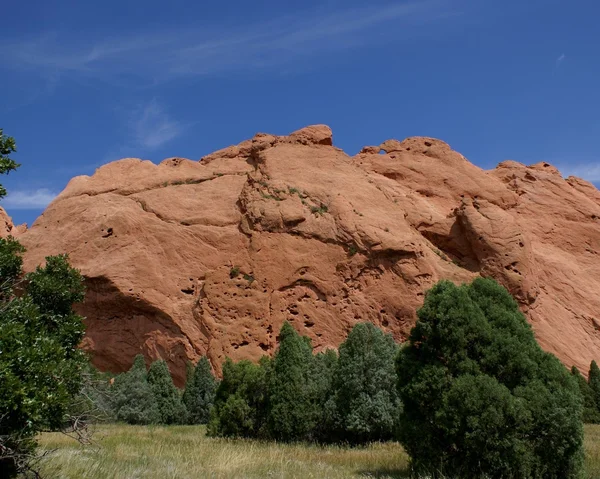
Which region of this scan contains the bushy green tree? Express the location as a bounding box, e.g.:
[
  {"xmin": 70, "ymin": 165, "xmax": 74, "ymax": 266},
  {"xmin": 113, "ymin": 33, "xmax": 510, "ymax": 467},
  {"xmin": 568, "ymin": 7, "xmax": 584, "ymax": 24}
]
[
  {"xmin": 147, "ymin": 359, "xmax": 187, "ymax": 425},
  {"xmin": 328, "ymin": 323, "xmax": 400, "ymax": 444},
  {"xmin": 268, "ymin": 322, "xmax": 322, "ymax": 441},
  {"xmin": 0, "ymin": 240, "xmax": 86, "ymax": 477},
  {"xmin": 183, "ymin": 357, "xmax": 217, "ymax": 424},
  {"xmin": 208, "ymin": 357, "xmax": 270, "ymax": 438},
  {"xmin": 571, "ymin": 366, "xmax": 600, "ymax": 424},
  {"xmin": 0, "ymin": 128, "xmax": 19, "ymax": 199},
  {"xmin": 112, "ymin": 355, "xmax": 160, "ymax": 425},
  {"xmin": 397, "ymin": 278, "xmax": 584, "ymax": 479}
]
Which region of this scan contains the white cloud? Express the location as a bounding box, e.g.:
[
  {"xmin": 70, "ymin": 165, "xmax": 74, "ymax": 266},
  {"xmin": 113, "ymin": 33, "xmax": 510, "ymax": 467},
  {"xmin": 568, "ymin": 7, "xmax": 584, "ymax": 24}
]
[
  {"xmin": 129, "ymin": 99, "xmax": 183, "ymax": 149},
  {"xmin": 1, "ymin": 188, "xmax": 57, "ymax": 210},
  {"xmin": 560, "ymin": 163, "xmax": 600, "ymax": 183},
  {"xmin": 556, "ymin": 53, "xmax": 566, "ymax": 68},
  {"xmin": 0, "ymin": 1, "xmax": 452, "ymax": 85}
]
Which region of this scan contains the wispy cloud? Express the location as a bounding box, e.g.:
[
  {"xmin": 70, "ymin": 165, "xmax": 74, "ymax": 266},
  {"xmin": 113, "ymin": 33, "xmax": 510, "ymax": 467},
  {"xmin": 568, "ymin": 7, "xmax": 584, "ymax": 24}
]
[
  {"xmin": 555, "ymin": 53, "xmax": 566, "ymax": 68},
  {"xmin": 1, "ymin": 188, "xmax": 58, "ymax": 210},
  {"xmin": 129, "ymin": 99, "xmax": 183, "ymax": 149},
  {"xmin": 560, "ymin": 163, "xmax": 600, "ymax": 183},
  {"xmin": 0, "ymin": 1, "xmax": 452, "ymax": 86}
]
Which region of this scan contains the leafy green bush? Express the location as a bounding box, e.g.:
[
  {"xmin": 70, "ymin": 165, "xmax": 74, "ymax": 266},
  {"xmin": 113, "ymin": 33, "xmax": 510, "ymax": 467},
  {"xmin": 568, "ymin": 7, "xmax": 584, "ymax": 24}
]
[
  {"xmin": 0, "ymin": 241, "xmax": 86, "ymax": 477},
  {"xmin": 208, "ymin": 357, "xmax": 270, "ymax": 438},
  {"xmin": 396, "ymin": 278, "xmax": 584, "ymax": 479},
  {"xmin": 327, "ymin": 323, "xmax": 400, "ymax": 444},
  {"xmin": 112, "ymin": 355, "xmax": 160, "ymax": 425},
  {"xmin": 182, "ymin": 357, "xmax": 217, "ymax": 424},
  {"xmin": 147, "ymin": 360, "xmax": 187, "ymax": 425}
]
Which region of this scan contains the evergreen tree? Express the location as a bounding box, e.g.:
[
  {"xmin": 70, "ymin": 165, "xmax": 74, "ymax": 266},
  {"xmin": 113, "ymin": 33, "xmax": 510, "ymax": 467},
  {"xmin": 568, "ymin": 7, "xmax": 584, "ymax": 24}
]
[
  {"xmin": 397, "ymin": 278, "xmax": 584, "ymax": 479},
  {"xmin": 147, "ymin": 359, "xmax": 187, "ymax": 425},
  {"xmin": 208, "ymin": 357, "xmax": 270, "ymax": 438},
  {"xmin": 268, "ymin": 322, "xmax": 320, "ymax": 441},
  {"xmin": 182, "ymin": 356, "xmax": 217, "ymax": 424},
  {"xmin": 571, "ymin": 366, "xmax": 600, "ymax": 424},
  {"xmin": 112, "ymin": 355, "xmax": 160, "ymax": 425},
  {"xmin": 311, "ymin": 349, "xmax": 338, "ymax": 442},
  {"xmin": 329, "ymin": 323, "xmax": 400, "ymax": 444},
  {"xmin": 589, "ymin": 360, "xmax": 600, "ymax": 411}
]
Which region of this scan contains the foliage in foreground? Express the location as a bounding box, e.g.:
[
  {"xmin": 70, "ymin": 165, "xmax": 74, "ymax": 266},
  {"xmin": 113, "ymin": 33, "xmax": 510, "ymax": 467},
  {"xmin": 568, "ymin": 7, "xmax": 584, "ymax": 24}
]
[
  {"xmin": 0, "ymin": 239, "xmax": 86, "ymax": 477},
  {"xmin": 397, "ymin": 278, "xmax": 584, "ymax": 479}
]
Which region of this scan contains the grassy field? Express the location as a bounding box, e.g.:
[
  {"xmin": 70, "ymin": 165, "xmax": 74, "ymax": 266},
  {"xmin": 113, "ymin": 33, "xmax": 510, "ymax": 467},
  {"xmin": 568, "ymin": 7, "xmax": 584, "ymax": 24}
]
[{"xmin": 36, "ymin": 424, "xmax": 600, "ymax": 478}]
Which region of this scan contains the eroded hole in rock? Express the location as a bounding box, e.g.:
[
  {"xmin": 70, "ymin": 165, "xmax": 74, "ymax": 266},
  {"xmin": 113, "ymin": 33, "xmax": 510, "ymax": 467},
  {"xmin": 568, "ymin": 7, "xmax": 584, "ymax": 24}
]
[
  {"xmin": 180, "ymin": 288, "xmax": 194, "ymax": 295},
  {"xmin": 304, "ymin": 319, "xmax": 314, "ymax": 327},
  {"xmin": 233, "ymin": 340, "xmax": 250, "ymax": 350},
  {"xmin": 259, "ymin": 343, "xmax": 269, "ymax": 352},
  {"xmin": 102, "ymin": 227, "xmax": 114, "ymax": 238}
]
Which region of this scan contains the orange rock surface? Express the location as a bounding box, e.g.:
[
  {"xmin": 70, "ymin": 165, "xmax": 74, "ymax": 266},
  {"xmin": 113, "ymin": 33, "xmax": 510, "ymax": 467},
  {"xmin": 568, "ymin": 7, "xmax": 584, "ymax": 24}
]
[{"xmin": 16, "ymin": 126, "xmax": 600, "ymax": 384}]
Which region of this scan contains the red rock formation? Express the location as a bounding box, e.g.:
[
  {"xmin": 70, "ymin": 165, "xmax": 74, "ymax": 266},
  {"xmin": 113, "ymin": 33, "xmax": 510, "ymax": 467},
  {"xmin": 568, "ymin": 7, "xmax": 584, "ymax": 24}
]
[
  {"xmin": 17, "ymin": 125, "xmax": 600, "ymax": 384},
  {"xmin": 0, "ymin": 206, "xmax": 27, "ymax": 238}
]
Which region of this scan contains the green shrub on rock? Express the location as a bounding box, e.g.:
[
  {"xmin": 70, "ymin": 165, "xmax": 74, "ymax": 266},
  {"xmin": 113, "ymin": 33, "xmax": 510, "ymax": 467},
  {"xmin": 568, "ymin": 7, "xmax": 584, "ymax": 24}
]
[{"xmin": 397, "ymin": 278, "xmax": 584, "ymax": 479}]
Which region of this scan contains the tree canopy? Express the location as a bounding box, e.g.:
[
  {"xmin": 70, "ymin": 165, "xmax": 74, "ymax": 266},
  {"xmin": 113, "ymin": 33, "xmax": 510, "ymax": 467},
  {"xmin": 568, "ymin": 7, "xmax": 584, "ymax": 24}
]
[{"xmin": 396, "ymin": 278, "xmax": 584, "ymax": 479}]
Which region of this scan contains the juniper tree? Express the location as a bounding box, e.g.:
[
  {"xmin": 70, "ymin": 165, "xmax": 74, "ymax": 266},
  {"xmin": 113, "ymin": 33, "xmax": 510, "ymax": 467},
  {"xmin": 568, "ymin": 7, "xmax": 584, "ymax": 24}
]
[
  {"xmin": 571, "ymin": 366, "xmax": 600, "ymax": 424},
  {"xmin": 589, "ymin": 360, "xmax": 600, "ymax": 410},
  {"xmin": 182, "ymin": 356, "xmax": 217, "ymax": 424},
  {"xmin": 147, "ymin": 359, "xmax": 187, "ymax": 425},
  {"xmin": 208, "ymin": 357, "xmax": 270, "ymax": 438},
  {"xmin": 112, "ymin": 355, "xmax": 160, "ymax": 425},
  {"xmin": 328, "ymin": 323, "xmax": 400, "ymax": 444},
  {"xmin": 397, "ymin": 278, "xmax": 584, "ymax": 479},
  {"xmin": 268, "ymin": 322, "xmax": 321, "ymax": 441}
]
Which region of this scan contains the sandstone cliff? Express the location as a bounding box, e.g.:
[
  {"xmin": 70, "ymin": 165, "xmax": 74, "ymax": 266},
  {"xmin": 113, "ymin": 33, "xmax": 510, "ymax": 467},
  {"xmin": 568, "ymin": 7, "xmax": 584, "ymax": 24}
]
[{"xmin": 16, "ymin": 125, "xmax": 600, "ymax": 384}]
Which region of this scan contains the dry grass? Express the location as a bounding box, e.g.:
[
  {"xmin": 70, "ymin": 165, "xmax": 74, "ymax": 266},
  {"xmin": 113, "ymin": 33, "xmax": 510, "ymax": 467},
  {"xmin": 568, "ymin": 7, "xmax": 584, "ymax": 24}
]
[
  {"xmin": 37, "ymin": 424, "xmax": 409, "ymax": 478},
  {"xmin": 36, "ymin": 424, "xmax": 600, "ymax": 478}
]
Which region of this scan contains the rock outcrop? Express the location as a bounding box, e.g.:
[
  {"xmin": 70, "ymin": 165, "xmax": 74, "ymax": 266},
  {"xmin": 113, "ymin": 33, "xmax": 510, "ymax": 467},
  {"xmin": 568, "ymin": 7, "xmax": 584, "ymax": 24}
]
[
  {"xmin": 17, "ymin": 125, "xmax": 600, "ymax": 384},
  {"xmin": 0, "ymin": 207, "xmax": 26, "ymax": 238}
]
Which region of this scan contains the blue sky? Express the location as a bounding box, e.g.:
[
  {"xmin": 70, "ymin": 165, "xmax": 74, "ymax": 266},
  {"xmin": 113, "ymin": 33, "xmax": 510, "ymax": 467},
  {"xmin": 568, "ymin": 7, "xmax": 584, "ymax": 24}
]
[{"xmin": 1, "ymin": 0, "xmax": 599, "ymax": 226}]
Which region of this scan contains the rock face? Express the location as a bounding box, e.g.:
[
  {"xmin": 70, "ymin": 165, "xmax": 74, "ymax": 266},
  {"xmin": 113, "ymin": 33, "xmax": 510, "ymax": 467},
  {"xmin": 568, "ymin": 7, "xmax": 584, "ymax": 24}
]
[
  {"xmin": 18, "ymin": 125, "xmax": 600, "ymax": 384},
  {"xmin": 0, "ymin": 207, "xmax": 27, "ymax": 238}
]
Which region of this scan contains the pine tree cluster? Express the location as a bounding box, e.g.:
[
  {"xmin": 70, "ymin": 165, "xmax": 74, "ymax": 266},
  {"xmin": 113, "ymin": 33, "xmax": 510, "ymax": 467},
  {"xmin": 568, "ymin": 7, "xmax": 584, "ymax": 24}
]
[{"xmin": 109, "ymin": 355, "xmax": 217, "ymax": 426}]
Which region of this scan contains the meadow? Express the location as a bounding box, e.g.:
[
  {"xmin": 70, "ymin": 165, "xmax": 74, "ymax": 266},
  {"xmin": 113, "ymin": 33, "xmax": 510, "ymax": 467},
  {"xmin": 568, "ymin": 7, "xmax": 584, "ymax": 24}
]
[{"xmin": 36, "ymin": 424, "xmax": 600, "ymax": 479}]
